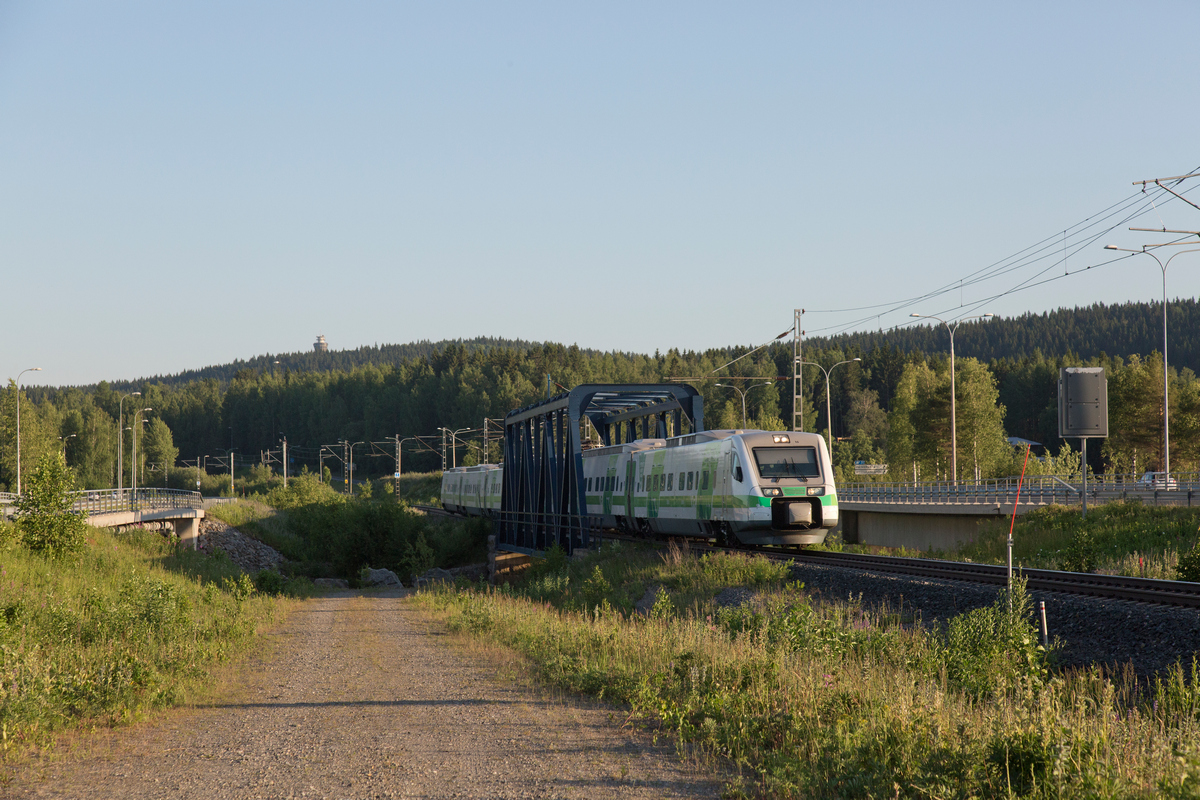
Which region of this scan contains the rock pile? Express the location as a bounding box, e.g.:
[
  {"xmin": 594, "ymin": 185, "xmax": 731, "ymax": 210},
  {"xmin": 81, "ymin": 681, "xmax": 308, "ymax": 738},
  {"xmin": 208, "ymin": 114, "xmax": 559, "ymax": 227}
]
[{"xmin": 197, "ymin": 518, "xmax": 286, "ymax": 574}]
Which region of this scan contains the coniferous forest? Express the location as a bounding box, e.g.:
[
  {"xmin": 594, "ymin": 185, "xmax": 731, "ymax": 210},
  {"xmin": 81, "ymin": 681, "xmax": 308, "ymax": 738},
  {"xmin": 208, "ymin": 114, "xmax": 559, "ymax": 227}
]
[{"xmin": 4, "ymin": 300, "xmax": 1200, "ymax": 492}]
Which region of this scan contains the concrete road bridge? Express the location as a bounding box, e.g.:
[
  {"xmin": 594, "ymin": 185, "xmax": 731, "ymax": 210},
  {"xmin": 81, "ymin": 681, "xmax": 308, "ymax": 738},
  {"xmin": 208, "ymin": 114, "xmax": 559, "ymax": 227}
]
[
  {"xmin": 839, "ymin": 475, "xmax": 1200, "ymax": 550},
  {"xmin": 1, "ymin": 488, "xmax": 206, "ymax": 548}
]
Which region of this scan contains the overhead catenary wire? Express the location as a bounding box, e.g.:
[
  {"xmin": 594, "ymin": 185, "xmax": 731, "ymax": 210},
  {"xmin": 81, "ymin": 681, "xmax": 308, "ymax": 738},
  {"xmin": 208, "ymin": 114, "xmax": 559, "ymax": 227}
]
[{"xmin": 798, "ymin": 171, "xmax": 1200, "ymax": 338}]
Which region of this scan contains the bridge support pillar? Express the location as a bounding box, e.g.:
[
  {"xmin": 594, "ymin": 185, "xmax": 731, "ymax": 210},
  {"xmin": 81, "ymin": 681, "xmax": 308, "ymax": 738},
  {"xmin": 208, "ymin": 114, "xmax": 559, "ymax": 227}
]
[{"xmin": 174, "ymin": 516, "xmax": 201, "ymax": 549}]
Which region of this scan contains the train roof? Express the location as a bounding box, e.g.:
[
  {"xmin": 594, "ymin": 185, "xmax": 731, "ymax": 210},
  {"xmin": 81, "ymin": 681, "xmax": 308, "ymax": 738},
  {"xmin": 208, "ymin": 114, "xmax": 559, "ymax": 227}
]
[
  {"xmin": 581, "ymin": 439, "xmax": 666, "ymax": 457},
  {"xmin": 443, "ymin": 464, "xmax": 503, "ymax": 474}
]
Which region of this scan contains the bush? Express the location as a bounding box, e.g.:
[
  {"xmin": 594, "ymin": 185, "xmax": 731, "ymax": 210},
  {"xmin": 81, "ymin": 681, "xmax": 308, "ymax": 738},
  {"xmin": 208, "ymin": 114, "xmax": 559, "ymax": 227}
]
[
  {"xmin": 940, "ymin": 581, "xmax": 1045, "ymax": 699},
  {"xmin": 287, "ymin": 500, "xmax": 435, "ymax": 578},
  {"xmin": 265, "ymin": 473, "xmax": 344, "ymax": 510},
  {"xmin": 15, "ymin": 453, "xmax": 88, "ymax": 558},
  {"xmin": 254, "ymin": 569, "xmax": 287, "ymax": 594},
  {"xmin": 1178, "ymin": 539, "xmax": 1200, "ymax": 583}
]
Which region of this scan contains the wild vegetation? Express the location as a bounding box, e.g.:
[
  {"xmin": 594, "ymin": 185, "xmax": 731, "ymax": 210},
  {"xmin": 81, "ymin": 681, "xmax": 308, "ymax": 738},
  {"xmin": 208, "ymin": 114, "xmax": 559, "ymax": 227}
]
[
  {"xmin": 0, "ymin": 492, "xmax": 284, "ymax": 756},
  {"xmin": 942, "ymin": 503, "xmax": 1200, "ymax": 581},
  {"xmin": 204, "ymin": 473, "xmax": 489, "ymax": 583},
  {"xmin": 418, "ymin": 543, "xmax": 1200, "ymax": 798}
]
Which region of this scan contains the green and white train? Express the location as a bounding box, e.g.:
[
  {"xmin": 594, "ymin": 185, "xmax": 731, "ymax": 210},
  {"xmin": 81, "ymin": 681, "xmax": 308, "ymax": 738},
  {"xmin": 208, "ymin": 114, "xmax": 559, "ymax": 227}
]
[{"xmin": 441, "ymin": 429, "xmax": 837, "ymax": 547}]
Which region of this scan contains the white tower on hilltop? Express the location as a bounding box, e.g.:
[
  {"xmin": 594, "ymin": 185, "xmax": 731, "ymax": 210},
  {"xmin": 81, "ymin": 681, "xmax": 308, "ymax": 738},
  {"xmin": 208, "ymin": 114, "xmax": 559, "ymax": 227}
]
[{"xmin": 314, "ymin": 335, "xmax": 328, "ymax": 353}]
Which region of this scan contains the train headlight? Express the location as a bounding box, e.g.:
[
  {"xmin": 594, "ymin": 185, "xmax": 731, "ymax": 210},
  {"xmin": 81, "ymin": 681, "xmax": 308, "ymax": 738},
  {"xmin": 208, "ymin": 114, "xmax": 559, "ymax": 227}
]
[
  {"xmin": 807, "ymin": 487, "xmax": 825, "ymax": 496},
  {"xmin": 762, "ymin": 487, "xmax": 782, "ymax": 497},
  {"xmin": 772, "ymin": 435, "xmax": 790, "ymax": 443}
]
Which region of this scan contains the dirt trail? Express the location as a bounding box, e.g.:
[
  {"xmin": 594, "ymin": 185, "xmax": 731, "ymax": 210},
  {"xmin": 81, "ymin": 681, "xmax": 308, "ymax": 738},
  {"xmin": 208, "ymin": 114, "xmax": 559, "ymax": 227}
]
[{"xmin": 9, "ymin": 591, "xmax": 722, "ymax": 799}]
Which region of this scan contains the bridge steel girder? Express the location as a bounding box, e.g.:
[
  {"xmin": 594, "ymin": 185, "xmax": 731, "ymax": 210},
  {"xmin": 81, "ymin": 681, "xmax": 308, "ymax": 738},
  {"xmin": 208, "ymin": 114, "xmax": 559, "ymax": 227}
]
[{"xmin": 498, "ymin": 384, "xmax": 703, "ymax": 555}]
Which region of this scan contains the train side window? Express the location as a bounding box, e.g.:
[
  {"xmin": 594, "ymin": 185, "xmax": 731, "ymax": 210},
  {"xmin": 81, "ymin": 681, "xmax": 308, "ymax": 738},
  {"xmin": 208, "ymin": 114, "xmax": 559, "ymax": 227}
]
[
  {"xmin": 667, "ymin": 473, "xmax": 674, "ymax": 491},
  {"xmin": 733, "ymin": 454, "xmax": 744, "ymax": 483},
  {"xmin": 686, "ymin": 472, "xmax": 694, "ymax": 490},
  {"xmin": 701, "ymin": 471, "xmax": 709, "ymax": 490}
]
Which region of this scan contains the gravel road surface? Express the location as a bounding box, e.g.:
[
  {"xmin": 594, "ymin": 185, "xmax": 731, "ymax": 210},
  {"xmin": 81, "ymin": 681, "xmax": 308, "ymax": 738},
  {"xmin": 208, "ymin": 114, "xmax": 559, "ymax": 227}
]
[{"xmin": 9, "ymin": 591, "xmax": 722, "ymax": 799}]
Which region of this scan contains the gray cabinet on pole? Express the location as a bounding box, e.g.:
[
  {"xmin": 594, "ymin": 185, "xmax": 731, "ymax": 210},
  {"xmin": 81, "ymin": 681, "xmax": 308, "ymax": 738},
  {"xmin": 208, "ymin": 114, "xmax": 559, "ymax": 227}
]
[{"xmin": 1058, "ymin": 368, "xmax": 1108, "ymax": 517}]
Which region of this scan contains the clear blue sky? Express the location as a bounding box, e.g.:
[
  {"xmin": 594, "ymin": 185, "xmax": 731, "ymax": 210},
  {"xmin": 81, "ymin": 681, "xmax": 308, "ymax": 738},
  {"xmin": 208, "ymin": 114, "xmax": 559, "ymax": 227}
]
[{"xmin": 4, "ymin": 1, "xmax": 1200, "ymax": 387}]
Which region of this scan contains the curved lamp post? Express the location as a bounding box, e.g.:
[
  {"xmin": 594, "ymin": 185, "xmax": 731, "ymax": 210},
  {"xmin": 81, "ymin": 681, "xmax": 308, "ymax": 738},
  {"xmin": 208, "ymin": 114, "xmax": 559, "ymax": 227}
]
[
  {"xmin": 438, "ymin": 427, "xmax": 472, "ymax": 469},
  {"xmin": 1104, "ymin": 244, "xmax": 1200, "ymax": 476},
  {"xmin": 117, "ymin": 391, "xmax": 140, "ymax": 492},
  {"xmin": 15, "ymin": 367, "xmax": 42, "ymax": 495},
  {"xmin": 132, "ymin": 408, "xmax": 152, "ymax": 494},
  {"xmin": 910, "ymin": 313, "xmax": 993, "ymax": 481},
  {"xmin": 714, "ymin": 382, "xmax": 774, "ymax": 428},
  {"xmin": 799, "ymin": 359, "xmax": 860, "ymax": 454}
]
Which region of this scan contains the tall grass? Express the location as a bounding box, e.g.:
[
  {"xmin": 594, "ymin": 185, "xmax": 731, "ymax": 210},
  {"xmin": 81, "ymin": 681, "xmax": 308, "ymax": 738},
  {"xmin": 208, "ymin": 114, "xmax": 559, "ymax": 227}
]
[
  {"xmin": 417, "ymin": 543, "xmax": 1200, "ymax": 798},
  {"xmin": 946, "ymin": 503, "xmax": 1200, "ymax": 579},
  {"xmin": 0, "ymin": 527, "xmax": 280, "ymax": 755}
]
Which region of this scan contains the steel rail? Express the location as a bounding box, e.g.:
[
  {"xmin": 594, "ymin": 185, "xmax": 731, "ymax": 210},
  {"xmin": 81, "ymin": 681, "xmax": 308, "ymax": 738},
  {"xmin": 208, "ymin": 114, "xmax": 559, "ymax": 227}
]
[
  {"xmin": 782, "ymin": 550, "xmax": 1200, "ymax": 608},
  {"xmin": 423, "ymin": 506, "xmax": 1200, "ymax": 608}
]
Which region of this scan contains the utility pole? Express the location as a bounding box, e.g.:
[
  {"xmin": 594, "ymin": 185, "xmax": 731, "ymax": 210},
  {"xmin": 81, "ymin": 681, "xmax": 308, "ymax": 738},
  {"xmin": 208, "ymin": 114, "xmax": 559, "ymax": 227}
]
[
  {"xmin": 394, "ymin": 435, "xmax": 401, "ymax": 501},
  {"xmin": 792, "ymin": 309, "xmax": 804, "ymax": 431},
  {"xmin": 282, "ymin": 436, "xmax": 288, "ymax": 488}
]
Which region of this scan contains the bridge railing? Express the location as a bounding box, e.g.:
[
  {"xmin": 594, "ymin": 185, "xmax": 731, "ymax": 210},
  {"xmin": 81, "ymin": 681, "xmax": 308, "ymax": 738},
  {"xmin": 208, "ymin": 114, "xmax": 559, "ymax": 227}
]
[
  {"xmin": 840, "ymin": 474, "xmax": 1200, "ymax": 508},
  {"xmin": 2, "ymin": 488, "xmax": 203, "ymax": 519},
  {"xmin": 69, "ymin": 488, "xmax": 204, "ymax": 516}
]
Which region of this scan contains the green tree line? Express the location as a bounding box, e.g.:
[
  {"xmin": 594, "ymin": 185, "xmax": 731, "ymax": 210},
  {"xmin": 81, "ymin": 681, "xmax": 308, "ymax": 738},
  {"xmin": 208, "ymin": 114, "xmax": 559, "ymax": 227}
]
[{"xmin": 5, "ymin": 330, "xmax": 1200, "ymax": 492}]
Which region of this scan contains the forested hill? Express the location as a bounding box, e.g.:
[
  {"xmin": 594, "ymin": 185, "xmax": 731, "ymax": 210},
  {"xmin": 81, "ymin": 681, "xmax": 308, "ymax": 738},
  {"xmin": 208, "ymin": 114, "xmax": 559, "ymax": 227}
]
[
  {"xmin": 808, "ymin": 300, "xmax": 1200, "ymax": 375},
  {"xmin": 76, "ymin": 299, "xmax": 1199, "ymax": 392},
  {"xmin": 110, "ymin": 336, "xmax": 558, "ymax": 390}
]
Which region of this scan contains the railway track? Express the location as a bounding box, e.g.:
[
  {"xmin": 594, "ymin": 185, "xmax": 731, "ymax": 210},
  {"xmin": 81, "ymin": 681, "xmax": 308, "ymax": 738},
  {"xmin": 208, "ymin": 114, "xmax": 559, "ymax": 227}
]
[
  {"xmin": 420, "ymin": 508, "xmax": 1200, "ymax": 608},
  {"xmin": 782, "ymin": 550, "xmax": 1200, "ymax": 609}
]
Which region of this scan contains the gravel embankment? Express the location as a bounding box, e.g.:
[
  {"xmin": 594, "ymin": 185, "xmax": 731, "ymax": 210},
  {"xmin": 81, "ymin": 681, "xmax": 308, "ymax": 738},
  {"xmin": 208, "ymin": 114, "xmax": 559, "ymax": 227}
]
[
  {"xmin": 197, "ymin": 518, "xmax": 286, "ymax": 573},
  {"xmin": 784, "ymin": 562, "xmax": 1200, "ymax": 678},
  {"xmin": 11, "ymin": 591, "xmax": 724, "ymax": 799}
]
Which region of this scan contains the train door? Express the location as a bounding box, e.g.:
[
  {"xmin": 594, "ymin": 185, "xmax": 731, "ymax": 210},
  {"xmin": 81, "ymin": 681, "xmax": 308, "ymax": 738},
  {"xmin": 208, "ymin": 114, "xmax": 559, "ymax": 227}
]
[{"xmin": 625, "ymin": 460, "xmax": 636, "ymax": 525}]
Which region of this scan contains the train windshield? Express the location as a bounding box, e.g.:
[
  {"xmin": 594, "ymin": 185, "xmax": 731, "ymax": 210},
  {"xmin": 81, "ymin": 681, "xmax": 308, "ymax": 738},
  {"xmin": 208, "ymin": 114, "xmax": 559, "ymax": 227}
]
[{"xmin": 752, "ymin": 446, "xmax": 820, "ymax": 479}]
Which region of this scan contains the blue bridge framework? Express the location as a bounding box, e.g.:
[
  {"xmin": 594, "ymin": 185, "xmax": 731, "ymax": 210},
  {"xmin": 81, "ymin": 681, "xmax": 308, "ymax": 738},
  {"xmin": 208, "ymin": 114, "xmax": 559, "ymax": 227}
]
[{"xmin": 498, "ymin": 384, "xmax": 704, "ymax": 555}]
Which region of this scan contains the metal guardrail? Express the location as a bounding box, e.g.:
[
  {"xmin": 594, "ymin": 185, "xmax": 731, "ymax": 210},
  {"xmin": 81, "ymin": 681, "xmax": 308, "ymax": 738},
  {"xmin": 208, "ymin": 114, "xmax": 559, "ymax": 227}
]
[
  {"xmin": 2, "ymin": 488, "xmax": 203, "ymax": 519},
  {"xmin": 840, "ymin": 476, "xmax": 1200, "ymax": 508},
  {"xmin": 70, "ymin": 488, "xmax": 204, "ymax": 516}
]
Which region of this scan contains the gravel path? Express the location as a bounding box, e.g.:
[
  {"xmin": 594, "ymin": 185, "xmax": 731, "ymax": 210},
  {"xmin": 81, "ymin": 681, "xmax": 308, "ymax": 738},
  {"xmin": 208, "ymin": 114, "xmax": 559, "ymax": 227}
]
[
  {"xmin": 787, "ymin": 562, "xmax": 1200, "ymax": 678},
  {"xmin": 9, "ymin": 592, "xmax": 722, "ymax": 799}
]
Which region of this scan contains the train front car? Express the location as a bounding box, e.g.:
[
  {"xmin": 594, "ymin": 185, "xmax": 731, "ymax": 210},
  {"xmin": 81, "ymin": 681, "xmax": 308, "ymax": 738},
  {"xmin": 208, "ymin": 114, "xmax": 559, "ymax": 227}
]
[{"xmin": 725, "ymin": 431, "xmax": 836, "ymax": 546}]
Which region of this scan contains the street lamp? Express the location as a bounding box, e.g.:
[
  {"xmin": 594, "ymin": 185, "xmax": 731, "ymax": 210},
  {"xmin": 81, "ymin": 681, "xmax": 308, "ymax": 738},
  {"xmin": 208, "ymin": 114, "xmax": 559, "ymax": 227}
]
[
  {"xmin": 910, "ymin": 313, "xmax": 994, "ymax": 481},
  {"xmin": 714, "ymin": 382, "xmax": 774, "ymax": 428},
  {"xmin": 14, "ymin": 367, "xmax": 42, "ymax": 495},
  {"xmin": 1104, "ymin": 244, "xmax": 1200, "ymax": 475},
  {"xmin": 438, "ymin": 427, "xmax": 472, "ymax": 469},
  {"xmin": 799, "ymin": 359, "xmax": 861, "ymax": 454},
  {"xmin": 117, "ymin": 391, "xmax": 140, "ymax": 493},
  {"xmin": 59, "ymin": 433, "xmax": 77, "ymax": 456},
  {"xmin": 132, "ymin": 408, "xmax": 152, "ymax": 494}
]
